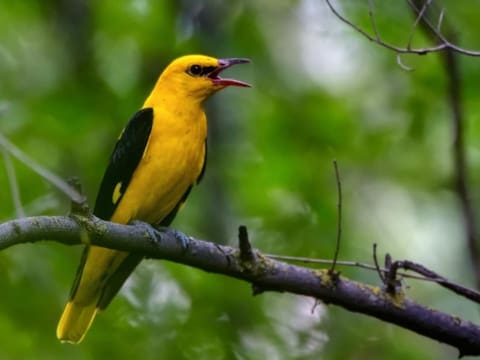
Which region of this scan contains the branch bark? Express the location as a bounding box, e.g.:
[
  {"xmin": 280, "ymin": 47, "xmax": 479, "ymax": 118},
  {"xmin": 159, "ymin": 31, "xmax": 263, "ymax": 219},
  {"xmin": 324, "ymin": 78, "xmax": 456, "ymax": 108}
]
[{"xmin": 1, "ymin": 215, "xmax": 480, "ymax": 356}]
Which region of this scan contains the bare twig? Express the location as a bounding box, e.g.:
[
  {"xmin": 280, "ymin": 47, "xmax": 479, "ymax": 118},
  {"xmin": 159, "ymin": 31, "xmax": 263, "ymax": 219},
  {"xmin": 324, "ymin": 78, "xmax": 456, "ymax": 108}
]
[
  {"xmin": 265, "ymin": 251, "xmax": 480, "ymax": 305},
  {"xmin": 407, "ymin": 0, "xmax": 432, "ymax": 50},
  {"xmin": 329, "ymin": 160, "xmax": 342, "ymax": 274},
  {"xmin": 396, "ymin": 53, "xmax": 414, "ymax": 72},
  {"xmin": 385, "ymin": 257, "xmax": 402, "ymax": 294},
  {"xmin": 391, "ymin": 260, "xmax": 480, "ymax": 304},
  {"xmin": 436, "ymin": 7, "xmax": 445, "ymax": 32},
  {"xmin": 66, "ymin": 177, "xmax": 90, "ymax": 216},
  {"xmin": 367, "ymin": 0, "xmax": 380, "ymax": 40},
  {"xmin": 406, "ymin": 0, "xmax": 445, "ymax": 44},
  {"xmin": 324, "ymin": 0, "xmax": 480, "ymax": 56},
  {"xmin": 0, "ymin": 133, "xmax": 83, "ymax": 203},
  {"xmin": 238, "ymin": 225, "xmax": 255, "ymax": 263}
]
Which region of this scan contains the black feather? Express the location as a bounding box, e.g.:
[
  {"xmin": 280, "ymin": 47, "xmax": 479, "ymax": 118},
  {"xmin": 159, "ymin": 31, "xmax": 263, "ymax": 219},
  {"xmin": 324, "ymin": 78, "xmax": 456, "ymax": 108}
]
[{"xmin": 93, "ymin": 108, "xmax": 154, "ymax": 220}]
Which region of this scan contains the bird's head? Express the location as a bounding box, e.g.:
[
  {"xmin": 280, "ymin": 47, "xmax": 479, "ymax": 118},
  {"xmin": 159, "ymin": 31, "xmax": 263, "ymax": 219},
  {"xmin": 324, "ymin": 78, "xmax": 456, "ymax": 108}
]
[{"xmin": 155, "ymin": 55, "xmax": 251, "ymax": 102}]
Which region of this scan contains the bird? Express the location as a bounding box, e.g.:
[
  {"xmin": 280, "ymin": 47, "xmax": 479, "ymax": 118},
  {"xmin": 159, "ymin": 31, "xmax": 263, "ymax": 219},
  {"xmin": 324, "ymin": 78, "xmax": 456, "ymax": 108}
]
[{"xmin": 56, "ymin": 54, "xmax": 250, "ymax": 344}]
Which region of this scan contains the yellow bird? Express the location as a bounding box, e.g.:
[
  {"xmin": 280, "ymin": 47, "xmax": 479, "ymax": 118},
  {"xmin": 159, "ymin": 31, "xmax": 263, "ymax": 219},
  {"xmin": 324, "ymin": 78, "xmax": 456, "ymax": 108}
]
[{"xmin": 57, "ymin": 54, "xmax": 250, "ymax": 343}]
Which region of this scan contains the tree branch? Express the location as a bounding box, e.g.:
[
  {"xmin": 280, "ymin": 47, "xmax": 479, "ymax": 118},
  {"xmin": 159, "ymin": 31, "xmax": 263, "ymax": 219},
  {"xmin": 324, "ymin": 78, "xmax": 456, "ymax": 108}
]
[
  {"xmin": 1, "ymin": 215, "xmax": 480, "ymax": 356},
  {"xmin": 325, "ymin": 0, "xmax": 480, "ymax": 57},
  {"xmin": 0, "ymin": 132, "xmax": 84, "ymax": 204}
]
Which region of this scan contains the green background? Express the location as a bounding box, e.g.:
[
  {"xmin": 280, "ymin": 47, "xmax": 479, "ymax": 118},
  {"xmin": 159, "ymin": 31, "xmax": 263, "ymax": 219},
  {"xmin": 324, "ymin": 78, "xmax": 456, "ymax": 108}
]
[{"xmin": 1, "ymin": 1, "xmax": 479, "ymax": 359}]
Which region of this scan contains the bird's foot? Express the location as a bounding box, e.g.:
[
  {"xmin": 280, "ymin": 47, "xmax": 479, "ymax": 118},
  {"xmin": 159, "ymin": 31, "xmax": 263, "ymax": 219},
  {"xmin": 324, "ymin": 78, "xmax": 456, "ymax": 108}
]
[
  {"xmin": 164, "ymin": 228, "xmax": 190, "ymax": 250},
  {"xmin": 129, "ymin": 220, "xmax": 163, "ymax": 244}
]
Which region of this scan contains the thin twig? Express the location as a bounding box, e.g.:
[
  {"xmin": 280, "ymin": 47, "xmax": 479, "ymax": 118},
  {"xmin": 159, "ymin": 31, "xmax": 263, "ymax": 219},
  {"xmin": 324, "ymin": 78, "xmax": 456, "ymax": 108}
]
[
  {"xmin": 264, "ymin": 254, "xmax": 444, "ymax": 282},
  {"xmin": 0, "ymin": 133, "xmax": 83, "ymax": 204},
  {"xmin": 324, "ymin": 0, "xmax": 480, "ymax": 56},
  {"xmin": 367, "ymin": 0, "xmax": 380, "ymax": 41},
  {"xmin": 329, "ymin": 160, "xmax": 342, "ymax": 273},
  {"xmin": 2, "ymin": 149, "xmax": 25, "ymax": 218},
  {"xmin": 238, "ymin": 225, "xmax": 255, "ymax": 263},
  {"xmin": 396, "ymin": 53, "xmax": 414, "ymax": 71},
  {"xmin": 407, "ymin": 0, "xmax": 432, "ymax": 50},
  {"xmin": 395, "ymin": 260, "xmax": 480, "ymax": 304},
  {"xmin": 437, "ymin": 7, "xmax": 445, "ymax": 32},
  {"xmin": 265, "ymin": 252, "xmax": 480, "ymax": 304},
  {"xmin": 406, "ymin": 0, "xmax": 451, "ymax": 45},
  {"xmin": 385, "ymin": 258, "xmax": 402, "ymax": 294}
]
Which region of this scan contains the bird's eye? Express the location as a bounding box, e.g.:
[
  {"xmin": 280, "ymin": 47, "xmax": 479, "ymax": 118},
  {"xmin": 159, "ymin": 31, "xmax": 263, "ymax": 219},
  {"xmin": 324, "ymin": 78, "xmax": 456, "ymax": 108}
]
[{"xmin": 188, "ymin": 64, "xmax": 202, "ymax": 76}]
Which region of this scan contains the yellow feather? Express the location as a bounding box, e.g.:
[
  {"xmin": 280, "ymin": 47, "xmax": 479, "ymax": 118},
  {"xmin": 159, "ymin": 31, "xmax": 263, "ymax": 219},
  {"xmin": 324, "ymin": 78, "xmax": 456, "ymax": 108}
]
[
  {"xmin": 112, "ymin": 182, "xmax": 122, "ymax": 205},
  {"xmin": 57, "ymin": 302, "xmax": 98, "ymax": 344}
]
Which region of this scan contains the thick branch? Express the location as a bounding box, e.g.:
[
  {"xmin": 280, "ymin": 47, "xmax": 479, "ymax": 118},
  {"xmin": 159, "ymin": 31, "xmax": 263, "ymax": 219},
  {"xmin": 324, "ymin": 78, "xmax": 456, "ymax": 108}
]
[{"xmin": 0, "ymin": 216, "xmax": 479, "ymax": 356}]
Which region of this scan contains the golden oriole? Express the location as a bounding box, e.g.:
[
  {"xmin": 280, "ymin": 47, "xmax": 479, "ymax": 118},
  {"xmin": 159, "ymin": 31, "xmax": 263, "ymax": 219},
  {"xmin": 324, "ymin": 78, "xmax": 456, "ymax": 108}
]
[{"xmin": 57, "ymin": 54, "xmax": 250, "ymax": 343}]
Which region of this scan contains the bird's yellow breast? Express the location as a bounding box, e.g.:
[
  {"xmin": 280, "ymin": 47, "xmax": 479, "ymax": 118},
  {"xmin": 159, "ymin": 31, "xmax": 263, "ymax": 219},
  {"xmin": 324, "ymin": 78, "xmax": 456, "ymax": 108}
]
[{"xmin": 110, "ymin": 106, "xmax": 207, "ymax": 225}]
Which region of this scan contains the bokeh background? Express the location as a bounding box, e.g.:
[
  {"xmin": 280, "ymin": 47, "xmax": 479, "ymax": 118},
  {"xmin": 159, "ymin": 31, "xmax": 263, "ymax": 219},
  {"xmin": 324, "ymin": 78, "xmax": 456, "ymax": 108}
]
[{"xmin": 1, "ymin": 1, "xmax": 480, "ymax": 359}]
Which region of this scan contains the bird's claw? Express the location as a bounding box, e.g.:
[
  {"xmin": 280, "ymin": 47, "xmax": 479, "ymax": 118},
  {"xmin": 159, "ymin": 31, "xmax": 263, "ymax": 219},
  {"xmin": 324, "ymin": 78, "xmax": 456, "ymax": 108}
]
[
  {"xmin": 166, "ymin": 228, "xmax": 190, "ymax": 250},
  {"xmin": 129, "ymin": 222, "xmax": 189, "ymax": 250},
  {"xmin": 130, "ymin": 220, "xmax": 162, "ymax": 244}
]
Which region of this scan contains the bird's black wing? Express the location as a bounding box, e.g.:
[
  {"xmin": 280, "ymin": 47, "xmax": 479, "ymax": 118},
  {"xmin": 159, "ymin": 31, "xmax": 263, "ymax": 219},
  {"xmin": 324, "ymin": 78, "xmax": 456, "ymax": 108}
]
[
  {"xmin": 68, "ymin": 108, "xmax": 153, "ymax": 301},
  {"xmin": 93, "ymin": 108, "xmax": 154, "ymax": 220}
]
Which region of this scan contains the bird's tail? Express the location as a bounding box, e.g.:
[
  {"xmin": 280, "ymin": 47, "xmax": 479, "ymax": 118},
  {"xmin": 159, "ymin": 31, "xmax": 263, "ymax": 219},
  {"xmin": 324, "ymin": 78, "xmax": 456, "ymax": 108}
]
[
  {"xmin": 56, "ymin": 245, "xmax": 103, "ymax": 344},
  {"xmin": 56, "ymin": 300, "xmax": 99, "ymax": 344},
  {"xmin": 56, "ymin": 246, "xmax": 133, "ymax": 344}
]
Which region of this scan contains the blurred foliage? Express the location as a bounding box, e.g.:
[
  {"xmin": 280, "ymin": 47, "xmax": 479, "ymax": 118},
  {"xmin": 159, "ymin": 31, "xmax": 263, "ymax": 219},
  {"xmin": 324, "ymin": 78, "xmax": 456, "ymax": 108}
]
[{"xmin": 1, "ymin": 0, "xmax": 480, "ymax": 359}]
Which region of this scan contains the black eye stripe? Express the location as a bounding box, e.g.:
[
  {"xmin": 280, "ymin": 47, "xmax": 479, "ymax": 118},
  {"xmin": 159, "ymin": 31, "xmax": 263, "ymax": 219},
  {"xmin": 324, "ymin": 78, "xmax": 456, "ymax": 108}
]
[
  {"xmin": 187, "ymin": 65, "xmax": 217, "ymax": 77},
  {"xmin": 200, "ymin": 66, "xmax": 216, "ymax": 76}
]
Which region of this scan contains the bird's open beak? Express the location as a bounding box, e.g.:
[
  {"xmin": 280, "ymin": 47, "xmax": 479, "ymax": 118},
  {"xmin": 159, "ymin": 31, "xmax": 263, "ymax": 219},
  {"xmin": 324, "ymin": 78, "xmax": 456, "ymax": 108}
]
[{"xmin": 208, "ymin": 58, "xmax": 251, "ymax": 87}]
